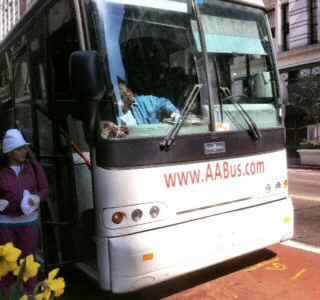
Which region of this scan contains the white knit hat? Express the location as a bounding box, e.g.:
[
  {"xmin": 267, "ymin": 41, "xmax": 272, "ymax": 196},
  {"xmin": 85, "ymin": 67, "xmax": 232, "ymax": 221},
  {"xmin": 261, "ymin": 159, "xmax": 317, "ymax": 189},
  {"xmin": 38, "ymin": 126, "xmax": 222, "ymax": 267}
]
[{"xmin": 2, "ymin": 129, "xmax": 30, "ymax": 154}]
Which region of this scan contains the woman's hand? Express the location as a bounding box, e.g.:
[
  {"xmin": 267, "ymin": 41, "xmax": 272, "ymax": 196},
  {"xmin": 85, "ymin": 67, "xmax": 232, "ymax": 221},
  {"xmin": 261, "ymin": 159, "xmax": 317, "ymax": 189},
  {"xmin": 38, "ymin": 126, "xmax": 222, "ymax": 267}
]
[{"xmin": 101, "ymin": 121, "xmax": 129, "ymax": 138}]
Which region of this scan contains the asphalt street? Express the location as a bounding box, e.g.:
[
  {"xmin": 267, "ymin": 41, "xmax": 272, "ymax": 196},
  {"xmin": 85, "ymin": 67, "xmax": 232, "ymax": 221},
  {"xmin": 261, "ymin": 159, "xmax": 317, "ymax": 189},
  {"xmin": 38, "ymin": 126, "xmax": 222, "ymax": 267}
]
[{"xmin": 288, "ymin": 168, "xmax": 320, "ymax": 247}]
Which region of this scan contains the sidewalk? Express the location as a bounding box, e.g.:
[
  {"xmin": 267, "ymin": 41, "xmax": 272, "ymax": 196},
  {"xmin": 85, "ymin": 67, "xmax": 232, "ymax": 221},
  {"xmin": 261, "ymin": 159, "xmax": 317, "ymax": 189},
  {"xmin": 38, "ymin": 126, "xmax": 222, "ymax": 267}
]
[
  {"xmin": 288, "ymin": 157, "xmax": 320, "ymax": 170},
  {"xmin": 289, "ymin": 164, "xmax": 320, "ymax": 170}
]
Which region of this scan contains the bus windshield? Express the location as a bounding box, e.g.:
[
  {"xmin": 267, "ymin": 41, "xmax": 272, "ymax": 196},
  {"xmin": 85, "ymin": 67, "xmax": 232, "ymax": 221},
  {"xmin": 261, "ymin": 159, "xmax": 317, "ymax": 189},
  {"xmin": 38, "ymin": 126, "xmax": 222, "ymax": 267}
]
[
  {"xmin": 95, "ymin": 0, "xmax": 280, "ymax": 140},
  {"xmin": 195, "ymin": 0, "xmax": 280, "ymax": 132}
]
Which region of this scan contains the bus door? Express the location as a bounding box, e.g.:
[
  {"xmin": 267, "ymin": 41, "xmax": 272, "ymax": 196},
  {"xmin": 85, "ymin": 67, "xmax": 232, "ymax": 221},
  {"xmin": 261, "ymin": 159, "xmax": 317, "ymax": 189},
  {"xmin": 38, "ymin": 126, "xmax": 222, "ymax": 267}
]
[
  {"xmin": 43, "ymin": 0, "xmax": 97, "ymax": 269},
  {"xmin": 26, "ymin": 14, "xmax": 66, "ymax": 269}
]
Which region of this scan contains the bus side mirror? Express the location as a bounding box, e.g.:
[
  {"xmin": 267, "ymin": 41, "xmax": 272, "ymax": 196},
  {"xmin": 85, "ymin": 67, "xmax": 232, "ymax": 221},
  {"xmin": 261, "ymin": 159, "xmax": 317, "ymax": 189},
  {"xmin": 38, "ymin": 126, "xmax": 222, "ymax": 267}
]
[
  {"xmin": 70, "ymin": 51, "xmax": 105, "ymax": 102},
  {"xmin": 70, "ymin": 51, "xmax": 106, "ymax": 143}
]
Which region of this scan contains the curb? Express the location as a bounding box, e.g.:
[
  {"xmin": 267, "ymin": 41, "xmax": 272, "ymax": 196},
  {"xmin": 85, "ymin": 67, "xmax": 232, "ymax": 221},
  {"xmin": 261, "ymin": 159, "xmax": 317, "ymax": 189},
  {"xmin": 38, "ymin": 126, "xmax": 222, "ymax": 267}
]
[
  {"xmin": 282, "ymin": 240, "xmax": 320, "ymax": 254},
  {"xmin": 288, "ymin": 164, "xmax": 320, "ymax": 170}
]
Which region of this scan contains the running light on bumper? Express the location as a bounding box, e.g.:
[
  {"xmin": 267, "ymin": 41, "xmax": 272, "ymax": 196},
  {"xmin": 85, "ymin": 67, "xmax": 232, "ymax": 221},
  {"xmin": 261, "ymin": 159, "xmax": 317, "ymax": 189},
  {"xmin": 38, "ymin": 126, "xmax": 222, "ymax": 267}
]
[
  {"xmin": 265, "ymin": 179, "xmax": 288, "ymax": 194},
  {"xmin": 275, "ymin": 181, "xmax": 281, "ymax": 189},
  {"xmin": 143, "ymin": 253, "xmax": 154, "ymax": 261},
  {"xmin": 265, "ymin": 184, "xmax": 271, "ymax": 193}
]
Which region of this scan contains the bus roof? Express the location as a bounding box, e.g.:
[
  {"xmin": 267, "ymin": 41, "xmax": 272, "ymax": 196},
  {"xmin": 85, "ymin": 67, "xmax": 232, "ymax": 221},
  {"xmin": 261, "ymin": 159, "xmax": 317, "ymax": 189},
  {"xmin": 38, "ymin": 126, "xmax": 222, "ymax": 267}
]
[
  {"xmin": 103, "ymin": 0, "xmax": 266, "ymax": 10},
  {"xmin": 236, "ymin": 0, "xmax": 265, "ymax": 8},
  {"xmin": 0, "ymin": 0, "xmax": 267, "ymax": 50}
]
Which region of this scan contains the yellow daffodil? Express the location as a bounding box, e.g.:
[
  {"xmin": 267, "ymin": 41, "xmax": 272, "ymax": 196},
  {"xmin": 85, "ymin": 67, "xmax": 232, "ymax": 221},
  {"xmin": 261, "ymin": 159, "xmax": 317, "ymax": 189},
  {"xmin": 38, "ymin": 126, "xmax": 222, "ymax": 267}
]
[
  {"xmin": 34, "ymin": 293, "xmax": 44, "ymax": 300},
  {"xmin": 0, "ymin": 243, "xmax": 21, "ymax": 263},
  {"xmin": 0, "ymin": 259, "xmax": 17, "ymax": 279},
  {"xmin": 50, "ymin": 277, "xmax": 65, "ymax": 297},
  {"xmin": 48, "ymin": 268, "xmax": 59, "ymax": 281},
  {"xmin": 45, "ymin": 268, "xmax": 66, "ymax": 298},
  {"xmin": 14, "ymin": 254, "xmax": 40, "ymax": 282},
  {"xmin": 34, "ymin": 294, "xmax": 44, "ymax": 300},
  {"xmin": 19, "ymin": 295, "xmax": 29, "ymax": 300},
  {"xmin": 0, "ymin": 243, "xmax": 21, "ymax": 279},
  {"xmin": 34, "ymin": 290, "xmax": 52, "ymax": 300}
]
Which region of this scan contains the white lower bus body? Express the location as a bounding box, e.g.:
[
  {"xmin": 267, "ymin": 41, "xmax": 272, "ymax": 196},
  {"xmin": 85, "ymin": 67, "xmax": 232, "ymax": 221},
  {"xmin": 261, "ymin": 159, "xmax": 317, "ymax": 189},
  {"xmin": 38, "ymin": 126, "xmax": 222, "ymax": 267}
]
[{"xmin": 93, "ymin": 149, "xmax": 293, "ymax": 293}]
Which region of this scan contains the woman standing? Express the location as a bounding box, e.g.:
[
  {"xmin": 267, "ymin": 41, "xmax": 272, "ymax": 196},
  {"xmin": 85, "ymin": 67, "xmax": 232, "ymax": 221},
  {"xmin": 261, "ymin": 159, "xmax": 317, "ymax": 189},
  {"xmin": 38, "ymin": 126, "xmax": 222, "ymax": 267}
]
[{"xmin": 0, "ymin": 129, "xmax": 48, "ymax": 295}]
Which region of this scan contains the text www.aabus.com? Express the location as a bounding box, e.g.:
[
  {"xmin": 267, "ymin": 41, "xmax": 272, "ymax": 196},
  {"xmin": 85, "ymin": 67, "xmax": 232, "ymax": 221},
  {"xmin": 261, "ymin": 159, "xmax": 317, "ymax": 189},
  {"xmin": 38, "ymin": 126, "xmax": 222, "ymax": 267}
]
[{"xmin": 164, "ymin": 160, "xmax": 265, "ymax": 188}]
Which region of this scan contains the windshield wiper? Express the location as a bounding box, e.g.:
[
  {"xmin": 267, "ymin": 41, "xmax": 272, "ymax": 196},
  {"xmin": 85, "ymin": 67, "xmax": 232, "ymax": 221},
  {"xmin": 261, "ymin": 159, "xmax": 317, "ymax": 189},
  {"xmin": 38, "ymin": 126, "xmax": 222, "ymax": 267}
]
[
  {"xmin": 160, "ymin": 84, "xmax": 202, "ymax": 151},
  {"xmin": 223, "ymin": 95, "xmax": 262, "ymax": 141}
]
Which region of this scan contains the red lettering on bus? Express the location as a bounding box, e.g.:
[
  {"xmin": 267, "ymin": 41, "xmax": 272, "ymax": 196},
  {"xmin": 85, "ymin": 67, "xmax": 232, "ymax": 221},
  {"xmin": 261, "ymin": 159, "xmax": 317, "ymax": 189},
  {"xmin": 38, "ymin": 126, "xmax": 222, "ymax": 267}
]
[
  {"xmin": 215, "ymin": 163, "xmax": 222, "ymax": 180},
  {"xmin": 223, "ymin": 162, "xmax": 229, "ymax": 179},
  {"xmin": 163, "ymin": 160, "xmax": 265, "ymax": 188},
  {"xmin": 206, "ymin": 163, "xmax": 214, "ymax": 182}
]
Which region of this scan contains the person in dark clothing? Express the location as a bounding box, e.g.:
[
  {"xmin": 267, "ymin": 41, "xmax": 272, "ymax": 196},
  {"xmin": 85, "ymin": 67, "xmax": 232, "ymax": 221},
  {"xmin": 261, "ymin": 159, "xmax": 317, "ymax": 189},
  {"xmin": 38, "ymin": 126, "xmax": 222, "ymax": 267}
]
[{"xmin": 0, "ymin": 129, "xmax": 48, "ymax": 295}]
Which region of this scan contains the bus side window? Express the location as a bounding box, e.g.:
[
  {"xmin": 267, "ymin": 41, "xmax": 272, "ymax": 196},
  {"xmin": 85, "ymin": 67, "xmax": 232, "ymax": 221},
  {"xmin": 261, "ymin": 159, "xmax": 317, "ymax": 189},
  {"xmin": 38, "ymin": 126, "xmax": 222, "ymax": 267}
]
[
  {"xmin": 0, "ymin": 58, "xmax": 10, "ymax": 102},
  {"xmin": 0, "ymin": 56, "xmax": 14, "ymax": 137},
  {"xmin": 47, "ymin": 0, "xmax": 79, "ymax": 103},
  {"xmin": 29, "ymin": 16, "xmax": 54, "ymax": 157},
  {"xmin": 13, "ymin": 53, "xmax": 33, "ymax": 143}
]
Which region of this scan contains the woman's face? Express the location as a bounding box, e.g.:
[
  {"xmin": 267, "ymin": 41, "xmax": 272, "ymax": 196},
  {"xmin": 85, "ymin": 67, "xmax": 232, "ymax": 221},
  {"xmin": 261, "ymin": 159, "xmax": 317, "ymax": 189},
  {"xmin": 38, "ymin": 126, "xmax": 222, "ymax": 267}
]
[{"xmin": 8, "ymin": 146, "xmax": 29, "ymax": 164}]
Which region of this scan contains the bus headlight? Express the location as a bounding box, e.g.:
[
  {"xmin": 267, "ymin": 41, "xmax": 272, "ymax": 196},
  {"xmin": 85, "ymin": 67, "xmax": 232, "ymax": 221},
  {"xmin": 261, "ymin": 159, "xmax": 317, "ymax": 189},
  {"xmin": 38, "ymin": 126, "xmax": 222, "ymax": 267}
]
[
  {"xmin": 103, "ymin": 202, "xmax": 171, "ymax": 229},
  {"xmin": 132, "ymin": 209, "xmax": 143, "ymax": 222},
  {"xmin": 150, "ymin": 206, "xmax": 160, "ymax": 218}
]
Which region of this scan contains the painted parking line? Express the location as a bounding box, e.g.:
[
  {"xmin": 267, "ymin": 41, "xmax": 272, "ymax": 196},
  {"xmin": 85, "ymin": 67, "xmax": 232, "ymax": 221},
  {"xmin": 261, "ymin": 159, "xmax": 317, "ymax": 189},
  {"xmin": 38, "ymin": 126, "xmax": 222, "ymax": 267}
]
[
  {"xmin": 289, "ymin": 193, "xmax": 320, "ymax": 202},
  {"xmin": 281, "ymin": 240, "xmax": 320, "ymax": 254},
  {"xmin": 162, "ymin": 244, "xmax": 320, "ymax": 300},
  {"xmin": 290, "ymin": 268, "xmax": 307, "ymax": 281}
]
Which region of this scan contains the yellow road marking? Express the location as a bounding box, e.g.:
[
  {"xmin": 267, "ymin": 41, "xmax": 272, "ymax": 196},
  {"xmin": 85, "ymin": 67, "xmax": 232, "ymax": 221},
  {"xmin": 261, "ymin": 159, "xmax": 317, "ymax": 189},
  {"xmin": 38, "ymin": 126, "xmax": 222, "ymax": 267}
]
[
  {"xmin": 266, "ymin": 261, "xmax": 287, "ymax": 271},
  {"xmin": 244, "ymin": 257, "xmax": 279, "ymax": 272},
  {"xmin": 291, "ymin": 268, "xmax": 307, "ymax": 281}
]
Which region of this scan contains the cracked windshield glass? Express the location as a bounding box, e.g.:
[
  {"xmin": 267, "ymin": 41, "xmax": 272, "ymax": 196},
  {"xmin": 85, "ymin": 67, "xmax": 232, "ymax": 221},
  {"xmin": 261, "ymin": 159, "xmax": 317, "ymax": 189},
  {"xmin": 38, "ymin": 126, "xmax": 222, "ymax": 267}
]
[{"xmin": 97, "ymin": 0, "xmax": 280, "ymax": 140}]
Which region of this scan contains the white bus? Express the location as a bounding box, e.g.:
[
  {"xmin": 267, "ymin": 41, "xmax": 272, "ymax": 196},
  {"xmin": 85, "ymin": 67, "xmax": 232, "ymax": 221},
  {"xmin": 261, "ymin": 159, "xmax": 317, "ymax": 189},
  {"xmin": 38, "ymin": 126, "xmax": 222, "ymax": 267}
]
[{"xmin": 0, "ymin": 0, "xmax": 293, "ymax": 294}]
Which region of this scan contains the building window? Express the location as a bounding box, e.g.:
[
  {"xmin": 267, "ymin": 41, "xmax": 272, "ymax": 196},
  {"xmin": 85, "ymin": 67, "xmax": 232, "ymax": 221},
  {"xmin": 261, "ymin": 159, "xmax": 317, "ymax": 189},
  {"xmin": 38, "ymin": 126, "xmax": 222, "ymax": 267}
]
[
  {"xmin": 267, "ymin": 9, "xmax": 276, "ymax": 39},
  {"xmin": 282, "ymin": 3, "xmax": 289, "ymax": 51},
  {"xmin": 310, "ymin": 0, "xmax": 318, "ymax": 44}
]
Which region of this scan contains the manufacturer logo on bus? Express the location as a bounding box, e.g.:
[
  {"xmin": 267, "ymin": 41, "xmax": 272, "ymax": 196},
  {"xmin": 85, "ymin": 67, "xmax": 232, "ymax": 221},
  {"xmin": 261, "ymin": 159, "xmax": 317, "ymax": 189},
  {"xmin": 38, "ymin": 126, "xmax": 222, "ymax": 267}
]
[{"xmin": 204, "ymin": 142, "xmax": 226, "ymax": 155}]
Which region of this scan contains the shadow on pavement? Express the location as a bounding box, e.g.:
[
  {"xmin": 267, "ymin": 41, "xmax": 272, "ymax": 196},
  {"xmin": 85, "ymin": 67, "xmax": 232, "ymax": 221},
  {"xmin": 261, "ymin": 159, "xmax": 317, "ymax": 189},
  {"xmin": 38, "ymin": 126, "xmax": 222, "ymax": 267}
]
[{"xmin": 63, "ymin": 248, "xmax": 276, "ymax": 300}]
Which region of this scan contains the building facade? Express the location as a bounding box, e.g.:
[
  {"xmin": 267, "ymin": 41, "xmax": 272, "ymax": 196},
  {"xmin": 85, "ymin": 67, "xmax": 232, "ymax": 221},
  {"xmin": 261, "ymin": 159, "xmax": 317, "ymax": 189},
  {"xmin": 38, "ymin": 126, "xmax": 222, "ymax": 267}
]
[
  {"xmin": 0, "ymin": 0, "xmax": 36, "ymax": 42},
  {"xmin": 265, "ymin": 0, "xmax": 320, "ymax": 160}
]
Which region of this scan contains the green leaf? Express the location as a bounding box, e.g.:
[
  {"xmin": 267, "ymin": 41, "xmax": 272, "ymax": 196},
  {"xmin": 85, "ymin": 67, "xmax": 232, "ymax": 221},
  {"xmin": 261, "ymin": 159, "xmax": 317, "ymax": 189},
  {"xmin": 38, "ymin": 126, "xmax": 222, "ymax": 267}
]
[
  {"xmin": 0, "ymin": 290, "xmax": 6, "ymax": 300},
  {"xmin": 9, "ymin": 284, "xmax": 22, "ymax": 300}
]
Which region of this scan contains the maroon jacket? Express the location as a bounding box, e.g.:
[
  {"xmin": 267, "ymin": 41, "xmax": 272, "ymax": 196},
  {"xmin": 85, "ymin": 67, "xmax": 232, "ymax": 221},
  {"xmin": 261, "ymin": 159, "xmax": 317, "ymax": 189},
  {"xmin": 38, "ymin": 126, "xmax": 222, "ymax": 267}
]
[{"xmin": 0, "ymin": 160, "xmax": 48, "ymax": 216}]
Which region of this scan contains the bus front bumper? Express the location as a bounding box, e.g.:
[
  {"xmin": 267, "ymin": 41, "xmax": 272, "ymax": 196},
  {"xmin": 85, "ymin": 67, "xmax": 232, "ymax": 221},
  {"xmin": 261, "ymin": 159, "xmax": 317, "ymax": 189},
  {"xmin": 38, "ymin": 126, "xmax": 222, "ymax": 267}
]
[{"xmin": 102, "ymin": 198, "xmax": 293, "ymax": 293}]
